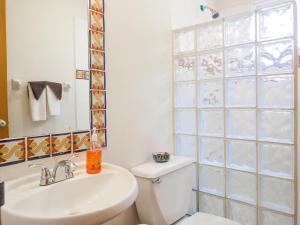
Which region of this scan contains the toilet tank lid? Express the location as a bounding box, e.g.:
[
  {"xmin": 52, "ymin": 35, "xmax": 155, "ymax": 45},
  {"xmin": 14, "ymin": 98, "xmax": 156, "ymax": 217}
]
[{"xmin": 131, "ymin": 156, "xmax": 193, "ymax": 179}]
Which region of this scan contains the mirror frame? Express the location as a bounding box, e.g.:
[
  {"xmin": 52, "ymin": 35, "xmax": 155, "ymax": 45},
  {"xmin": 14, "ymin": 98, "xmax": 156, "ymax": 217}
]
[{"xmin": 0, "ymin": 0, "xmax": 107, "ymax": 167}]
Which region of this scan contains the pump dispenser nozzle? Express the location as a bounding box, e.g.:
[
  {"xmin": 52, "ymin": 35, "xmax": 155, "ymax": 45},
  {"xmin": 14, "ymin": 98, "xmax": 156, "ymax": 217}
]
[{"xmin": 91, "ymin": 127, "xmax": 98, "ymax": 149}]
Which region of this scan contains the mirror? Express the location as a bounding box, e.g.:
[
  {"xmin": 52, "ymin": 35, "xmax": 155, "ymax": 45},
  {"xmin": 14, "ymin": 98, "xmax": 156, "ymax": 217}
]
[{"xmin": 3, "ymin": 0, "xmax": 90, "ymax": 138}]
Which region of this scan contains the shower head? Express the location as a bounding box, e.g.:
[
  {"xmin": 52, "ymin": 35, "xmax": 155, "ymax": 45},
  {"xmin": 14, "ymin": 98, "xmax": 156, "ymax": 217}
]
[{"xmin": 200, "ymin": 5, "xmax": 220, "ymax": 19}]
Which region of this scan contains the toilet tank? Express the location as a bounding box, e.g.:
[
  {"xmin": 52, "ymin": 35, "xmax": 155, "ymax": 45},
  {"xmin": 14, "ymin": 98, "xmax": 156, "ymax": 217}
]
[{"xmin": 131, "ymin": 156, "xmax": 193, "ymax": 225}]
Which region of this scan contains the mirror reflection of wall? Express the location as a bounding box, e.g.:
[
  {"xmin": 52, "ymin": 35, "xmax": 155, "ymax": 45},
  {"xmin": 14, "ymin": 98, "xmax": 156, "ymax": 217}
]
[{"xmin": 6, "ymin": 0, "xmax": 90, "ymax": 138}]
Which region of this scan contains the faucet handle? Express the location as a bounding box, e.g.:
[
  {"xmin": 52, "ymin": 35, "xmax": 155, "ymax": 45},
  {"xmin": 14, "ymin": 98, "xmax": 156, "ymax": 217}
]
[
  {"xmin": 68, "ymin": 153, "xmax": 79, "ymax": 161},
  {"xmin": 67, "ymin": 153, "xmax": 79, "ymax": 172},
  {"xmin": 29, "ymin": 163, "xmax": 47, "ymax": 169},
  {"xmin": 28, "ymin": 164, "xmax": 53, "ymax": 186}
]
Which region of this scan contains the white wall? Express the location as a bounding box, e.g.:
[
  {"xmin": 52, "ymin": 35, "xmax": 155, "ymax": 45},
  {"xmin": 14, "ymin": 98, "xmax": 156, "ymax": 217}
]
[
  {"xmin": 171, "ymin": 0, "xmax": 254, "ymax": 30},
  {"xmin": 102, "ymin": 0, "xmax": 173, "ymax": 224},
  {"xmin": 171, "ymin": 0, "xmax": 217, "ymax": 29},
  {"xmin": 214, "ymin": 0, "xmax": 252, "ymax": 11},
  {"xmin": 6, "ymin": 0, "xmax": 88, "ymax": 138},
  {"xmin": 217, "ymin": 3, "xmax": 253, "ymax": 18},
  {"xmin": 103, "ymin": 0, "xmax": 173, "ymax": 169}
]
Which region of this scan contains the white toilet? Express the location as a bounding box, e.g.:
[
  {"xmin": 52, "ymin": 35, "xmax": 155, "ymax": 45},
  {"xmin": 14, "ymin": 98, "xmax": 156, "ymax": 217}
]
[{"xmin": 131, "ymin": 156, "xmax": 241, "ymax": 225}]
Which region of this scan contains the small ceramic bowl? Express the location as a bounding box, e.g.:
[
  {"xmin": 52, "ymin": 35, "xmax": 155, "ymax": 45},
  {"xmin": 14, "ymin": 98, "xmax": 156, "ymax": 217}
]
[{"xmin": 152, "ymin": 152, "xmax": 170, "ymax": 163}]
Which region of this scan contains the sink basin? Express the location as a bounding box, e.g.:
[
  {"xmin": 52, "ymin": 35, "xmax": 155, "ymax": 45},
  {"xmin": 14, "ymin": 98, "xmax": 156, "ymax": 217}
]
[{"xmin": 2, "ymin": 163, "xmax": 138, "ymax": 225}]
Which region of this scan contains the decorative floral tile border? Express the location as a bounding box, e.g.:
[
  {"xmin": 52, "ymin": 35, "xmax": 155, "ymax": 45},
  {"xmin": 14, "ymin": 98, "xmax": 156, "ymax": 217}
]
[
  {"xmin": 90, "ymin": 31, "xmax": 104, "ymax": 51},
  {"xmin": 73, "ymin": 131, "xmax": 91, "ymax": 152},
  {"xmin": 90, "ymin": 11, "xmax": 104, "ymax": 32},
  {"xmin": 27, "ymin": 135, "xmax": 51, "ymax": 160},
  {"xmin": 90, "ymin": 0, "xmax": 107, "ymax": 134},
  {"xmin": 91, "ymin": 110, "xmax": 106, "ymax": 129},
  {"xmin": 91, "ymin": 70, "xmax": 105, "ymax": 90},
  {"xmin": 76, "ymin": 70, "xmax": 90, "ymax": 80},
  {"xmin": 51, "ymin": 133, "xmax": 72, "ymax": 156},
  {"xmin": 91, "ymin": 50, "xmax": 105, "ymax": 71},
  {"xmin": 90, "ymin": 0, "xmax": 104, "ymax": 13},
  {"xmin": 0, "ymin": 128, "xmax": 107, "ymax": 166},
  {"xmin": 96, "ymin": 129, "xmax": 107, "ymax": 147},
  {"xmin": 91, "ymin": 90, "xmax": 106, "ymax": 109},
  {"xmin": 0, "ymin": 138, "xmax": 26, "ymax": 167},
  {"xmin": 0, "ymin": 0, "xmax": 107, "ymax": 167},
  {"xmin": 0, "ymin": 130, "xmax": 94, "ymax": 167}
]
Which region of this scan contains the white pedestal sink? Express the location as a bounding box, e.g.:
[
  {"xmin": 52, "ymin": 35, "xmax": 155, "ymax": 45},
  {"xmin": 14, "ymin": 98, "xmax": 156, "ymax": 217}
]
[{"xmin": 2, "ymin": 163, "xmax": 138, "ymax": 225}]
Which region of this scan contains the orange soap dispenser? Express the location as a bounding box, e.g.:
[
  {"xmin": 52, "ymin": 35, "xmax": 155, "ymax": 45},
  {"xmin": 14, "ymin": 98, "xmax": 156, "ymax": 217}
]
[{"xmin": 86, "ymin": 128, "xmax": 102, "ymax": 174}]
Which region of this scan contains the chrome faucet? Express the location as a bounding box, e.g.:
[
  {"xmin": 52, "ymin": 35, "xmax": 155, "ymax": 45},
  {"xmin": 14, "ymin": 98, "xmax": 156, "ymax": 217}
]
[{"xmin": 29, "ymin": 153, "xmax": 79, "ymax": 186}]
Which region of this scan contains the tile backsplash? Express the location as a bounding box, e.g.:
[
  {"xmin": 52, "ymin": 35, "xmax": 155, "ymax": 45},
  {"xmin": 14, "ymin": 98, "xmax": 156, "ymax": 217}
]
[
  {"xmin": 90, "ymin": 0, "xmax": 104, "ymax": 13},
  {"xmin": 90, "ymin": 50, "xmax": 105, "ymax": 71},
  {"xmin": 91, "ymin": 90, "xmax": 106, "ymax": 109},
  {"xmin": 73, "ymin": 131, "xmax": 91, "ymax": 152},
  {"xmin": 51, "ymin": 133, "xmax": 72, "ymax": 156},
  {"xmin": 90, "ymin": 11, "xmax": 104, "ymax": 32},
  {"xmin": 90, "ymin": 31, "xmax": 104, "ymax": 51},
  {"xmin": 76, "ymin": 70, "xmax": 90, "ymax": 80},
  {"xmin": 0, "ymin": 129, "xmax": 106, "ymax": 167},
  {"xmin": 27, "ymin": 135, "xmax": 51, "ymax": 160},
  {"xmin": 92, "ymin": 110, "xmax": 106, "ymax": 129},
  {"xmin": 0, "ymin": 138, "xmax": 26, "ymax": 167},
  {"xmin": 91, "ymin": 70, "xmax": 105, "ymax": 90}
]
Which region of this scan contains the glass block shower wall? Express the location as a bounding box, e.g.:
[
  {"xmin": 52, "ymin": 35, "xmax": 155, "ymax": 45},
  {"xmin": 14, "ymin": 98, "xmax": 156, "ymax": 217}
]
[{"xmin": 173, "ymin": 2, "xmax": 297, "ymax": 225}]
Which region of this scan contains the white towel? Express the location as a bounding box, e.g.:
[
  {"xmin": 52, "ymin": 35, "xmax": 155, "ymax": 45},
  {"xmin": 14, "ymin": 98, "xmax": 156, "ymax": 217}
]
[
  {"xmin": 28, "ymin": 84, "xmax": 47, "ymax": 121},
  {"xmin": 46, "ymin": 86, "xmax": 62, "ymax": 116}
]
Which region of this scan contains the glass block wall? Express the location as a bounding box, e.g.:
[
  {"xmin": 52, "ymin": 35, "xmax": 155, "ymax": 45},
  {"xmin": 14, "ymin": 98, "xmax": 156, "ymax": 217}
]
[{"xmin": 173, "ymin": 2, "xmax": 297, "ymax": 225}]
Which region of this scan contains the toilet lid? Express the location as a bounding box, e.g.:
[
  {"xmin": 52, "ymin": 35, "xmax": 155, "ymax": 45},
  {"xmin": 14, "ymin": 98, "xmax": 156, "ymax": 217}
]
[
  {"xmin": 180, "ymin": 213, "xmax": 241, "ymax": 225},
  {"xmin": 131, "ymin": 156, "xmax": 193, "ymax": 179}
]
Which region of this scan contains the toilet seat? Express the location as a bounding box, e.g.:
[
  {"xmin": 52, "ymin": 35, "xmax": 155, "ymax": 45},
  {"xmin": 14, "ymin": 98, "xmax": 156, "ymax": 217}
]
[{"xmin": 179, "ymin": 213, "xmax": 241, "ymax": 225}]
